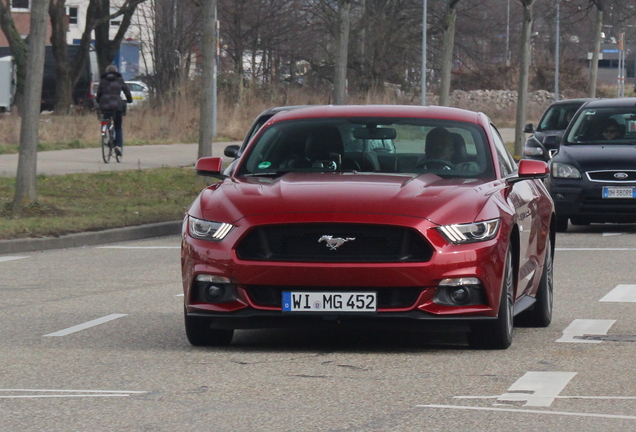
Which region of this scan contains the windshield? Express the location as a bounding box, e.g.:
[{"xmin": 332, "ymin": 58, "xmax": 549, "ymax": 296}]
[
  {"xmin": 566, "ymin": 106, "xmax": 636, "ymax": 144},
  {"xmin": 235, "ymin": 117, "xmax": 494, "ymax": 179},
  {"xmin": 537, "ymin": 104, "xmax": 581, "ymax": 132}
]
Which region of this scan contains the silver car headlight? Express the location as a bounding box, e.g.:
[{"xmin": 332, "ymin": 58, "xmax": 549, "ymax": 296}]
[
  {"xmin": 188, "ymin": 216, "xmax": 234, "ymax": 241},
  {"xmin": 551, "ymin": 162, "xmax": 581, "ymax": 179},
  {"xmin": 437, "ymin": 219, "xmax": 500, "ymax": 244}
]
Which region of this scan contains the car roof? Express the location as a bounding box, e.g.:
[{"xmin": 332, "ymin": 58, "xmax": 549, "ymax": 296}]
[
  {"xmin": 547, "ymin": 98, "xmax": 592, "ymax": 106},
  {"xmin": 578, "ymin": 97, "xmax": 636, "ymax": 108},
  {"xmin": 270, "ymin": 104, "xmax": 487, "ymax": 125}
]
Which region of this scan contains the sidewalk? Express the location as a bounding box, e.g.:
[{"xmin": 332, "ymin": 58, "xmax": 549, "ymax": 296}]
[{"xmin": 0, "ymin": 141, "xmax": 239, "ymax": 177}]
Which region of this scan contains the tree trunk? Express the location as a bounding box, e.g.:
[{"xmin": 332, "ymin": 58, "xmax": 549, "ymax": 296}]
[
  {"xmin": 514, "ymin": 0, "xmax": 534, "ymax": 158},
  {"xmin": 588, "ymin": 6, "xmax": 603, "ymax": 98},
  {"xmin": 13, "ymin": 0, "xmax": 51, "ymax": 216},
  {"xmin": 438, "ymin": 1, "xmax": 459, "ymax": 107},
  {"xmin": 198, "ymin": 0, "xmax": 216, "ymax": 159},
  {"xmin": 333, "ymin": 0, "xmax": 351, "ymax": 105},
  {"xmin": 49, "ymin": 0, "xmax": 74, "ymax": 114}
]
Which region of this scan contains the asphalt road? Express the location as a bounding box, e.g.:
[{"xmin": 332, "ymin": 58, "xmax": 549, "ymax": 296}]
[{"xmin": 1, "ymin": 224, "xmax": 636, "ymax": 431}]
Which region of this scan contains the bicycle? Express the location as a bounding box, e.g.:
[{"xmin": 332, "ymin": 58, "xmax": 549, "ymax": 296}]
[{"xmin": 100, "ymin": 113, "xmax": 121, "ymax": 163}]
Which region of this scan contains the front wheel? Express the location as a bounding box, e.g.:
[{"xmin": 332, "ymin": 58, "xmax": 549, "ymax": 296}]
[
  {"xmin": 468, "ymin": 246, "xmax": 515, "ymax": 350},
  {"xmin": 184, "ymin": 307, "xmax": 234, "ymax": 347},
  {"xmin": 517, "ymin": 236, "xmax": 553, "ymax": 327}
]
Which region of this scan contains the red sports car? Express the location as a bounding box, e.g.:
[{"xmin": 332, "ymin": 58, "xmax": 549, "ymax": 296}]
[{"xmin": 181, "ymin": 105, "xmax": 555, "ymax": 349}]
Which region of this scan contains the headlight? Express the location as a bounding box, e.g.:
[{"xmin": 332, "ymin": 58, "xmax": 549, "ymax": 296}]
[
  {"xmin": 437, "ymin": 219, "xmax": 500, "ymax": 244},
  {"xmin": 551, "ymin": 162, "xmax": 581, "ymax": 179},
  {"xmin": 523, "ymin": 145, "xmax": 544, "ymax": 157},
  {"xmin": 188, "ymin": 216, "xmax": 234, "ymax": 241}
]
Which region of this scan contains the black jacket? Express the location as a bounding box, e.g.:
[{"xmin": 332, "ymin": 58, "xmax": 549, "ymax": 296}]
[{"xmin": 97, "ymin": 71, "xmax": 133, "ymax": 112}]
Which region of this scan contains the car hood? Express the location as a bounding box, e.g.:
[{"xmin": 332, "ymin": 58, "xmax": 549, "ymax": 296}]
[
  {"xmin": 196, "ymin": 173, "xmax": 498, "ymax": 226},
  {"xmin": 555, "ymin": 144, "xmax": 636, "ymax": 171}
]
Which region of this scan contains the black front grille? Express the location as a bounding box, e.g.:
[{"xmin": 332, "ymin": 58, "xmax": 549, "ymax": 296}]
[
  {"xmin": 581, "ymin": 197, "xmax": 636, "ymax": 214},
  {"xmin": 245, "ymin": 286, "xmax": 422, "ymax": 308},
  {"xmin": 236, "ymin": 223, "xmax": 433, "ymax": 262},
  {"xmin": 587, "ymin": 170, "xmax": 636, "ymax": 182}
]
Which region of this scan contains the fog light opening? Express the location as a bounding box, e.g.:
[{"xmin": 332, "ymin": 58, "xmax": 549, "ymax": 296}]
[
  {"xmin": 434, "ymin": 278, "xmax": 486, "ymax": 306},
  {"xmin": 206, "ymin": 284, "xmax": 226, "ymax": 301},
  {"xmin": 449, "ymin": 287, "xmax": 470, "ymax": 305}
]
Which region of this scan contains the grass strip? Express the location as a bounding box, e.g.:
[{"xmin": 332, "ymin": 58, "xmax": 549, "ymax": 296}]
[{"xmin": 0, "ymin": 167, "xmax": 207, "ymax": 240}]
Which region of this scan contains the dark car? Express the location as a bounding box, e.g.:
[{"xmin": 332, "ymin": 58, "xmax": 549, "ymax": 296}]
[
  {"xmin": 182, "ymin": 105, "xmax": 555, "ymax": 350},
  {"xmin": 522, "ymin": 98, "xmax": 591, "ymax": 161},
  {"xmin": 223, "ymin": 106, "xmax": 308, "ymax": 175},
  {"xmin": 546, "ymin": 98, "xmax": 636, "ymax": 232}
]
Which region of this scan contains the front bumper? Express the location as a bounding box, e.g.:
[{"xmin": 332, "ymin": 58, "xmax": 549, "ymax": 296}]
[
  {"xmin": 181, "ymin": 214, "xmax": 509, "ymax": 328},
  {"xmin": 547, "ymin": 177, "xmax": 636, "ymax": 222}
]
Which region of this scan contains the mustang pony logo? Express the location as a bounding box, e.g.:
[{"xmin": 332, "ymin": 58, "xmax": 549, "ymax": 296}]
[{"xmin": 318, "ymin": 235, "xmax": 355, "ymax": 250}]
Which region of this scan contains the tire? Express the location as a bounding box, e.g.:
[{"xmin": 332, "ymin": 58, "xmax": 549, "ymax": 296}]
[
  {"xmin": 517, "ymin": 236, "xmax": 553, "ymax": 327},
  {"xmin": 468, "ymin": 246, "xmax": 514, "ymax": 350},
  {"xmin": 570, "ymin": 218, "xmax": 590, "ymax": 226},
  {"xmin": 184, "ymin": 307, "xmax": 233, "ymax": 347},
  {"xmin": 101, "ymin": 129, "xmax": 111, "ymax": 163},
  {"xmin": 555, "ymin": 217, "xmax": 568, "ymax": 232}
]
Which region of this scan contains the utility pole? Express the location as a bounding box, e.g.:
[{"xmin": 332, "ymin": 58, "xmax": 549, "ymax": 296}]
[
  {"xmin": 422, "ymin": 0, "xmax": 427, "ymax": 105},
  {"xmin": 554, "ymin": 0, "xmax": 560, "ymax": 102},
  {"xmin": 198, "ymin": 0, "xmax": 217, "ymax": 158}
]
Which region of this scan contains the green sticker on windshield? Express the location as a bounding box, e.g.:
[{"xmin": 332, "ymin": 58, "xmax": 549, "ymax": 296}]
[{"xmin": 258, "ymin": 161, "xmax": 272, "ymax": 169}]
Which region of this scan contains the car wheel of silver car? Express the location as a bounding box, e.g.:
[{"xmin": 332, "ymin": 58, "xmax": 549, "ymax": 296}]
[
  {"xmin": 184, "ymin": 306, "xmax": 234, "ymax": 347},
  {"xmin": 468, "ymin": 246, "xmax": 514, "ymax": 350},
  {"xmin": 516, "ymin": 236, "xmax": 553, "ymax": 328}
]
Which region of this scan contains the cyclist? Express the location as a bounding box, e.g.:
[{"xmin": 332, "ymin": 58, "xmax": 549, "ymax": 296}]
[{"xmin": 96, "ymin": 65, "xmax": 133, "ymax": 157}]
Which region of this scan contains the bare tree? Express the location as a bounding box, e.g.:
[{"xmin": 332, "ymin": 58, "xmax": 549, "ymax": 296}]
[
  {"xmin": 587, "ymin": 0, "xmax": 604, "ymax": 97},
  {"xmin": 514, "ymin": 0, "xmax": 534, "ymax": 157},
  {"xmin": 13, "ymin": 0, "xmax": 51, "ymax": 216},
  {"xmin": 437, "ymin": 0, "xmax": 460, "ymax": 106},
  {"xmin": 0, "ymin": 1, "xmax": 29, "ymax": 108}
]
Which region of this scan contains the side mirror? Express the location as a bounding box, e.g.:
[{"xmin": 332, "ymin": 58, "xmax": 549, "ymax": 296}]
[
  {"xmin": 523, "ymin": 123, "xmax": 534, "ymax": 134},
  {"xmin": 224, "ymin": 144, "xmax": 240, "ymax": 158},
  {"xmin": 195, "ymin": 157, "xmax": 226, "ymax": 179},
  {"xmin": 508, "ymin": 159, "xmax": 548, "ymax": 184}
]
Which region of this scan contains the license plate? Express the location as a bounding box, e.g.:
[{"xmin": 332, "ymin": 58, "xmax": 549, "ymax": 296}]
[
  {"xmin": 602, "ymin": 186, "xmax": 636, "ymax": 199},
  {"xmin": 282, "ymin": 292, "xmax": 377, "ymax": 312}
]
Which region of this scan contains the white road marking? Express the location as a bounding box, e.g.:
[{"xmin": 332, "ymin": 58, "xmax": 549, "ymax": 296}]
[
  {"xmin": 600, "ymin": 285, "xmax": 636, "ymax": 302},
  {"xmin": 0, "ymin": 256, "xmax": 29, "ymax": 263},
  {"xmin": 603, "ymin": 233, "xmax": 625, "ymax": 237},
  {"xmin": 43, "ymin": 314, "xmax": 128, "ymax": 337},
  {"xmin": 556, "ymin": 248, "xmax": 636, "ymax": 251},
  {"xmin": 97, "ymin": 246, "xmax": 179, "ymax": 249},
  {"xmin": 0, "ymin": 389, "xmax": 146, "ymax": 399},
  {"xmin": 418, "ymin": 405, "xmax": 636, "ymax": 420},
  {"xmin": 556, "ymin": 319, "xmax": 616, "ymax": 343},
  {"xmin": 494, "ymin": 372, "xmax": 577, "ymax": 407},
  {"xmin": 175, "ymin": 294, "xmax": 184, "ymax": 297}
]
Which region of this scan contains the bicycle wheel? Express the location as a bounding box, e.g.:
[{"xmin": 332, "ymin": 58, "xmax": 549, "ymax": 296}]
[
  {"xmin": 110, "ymin": 125, "xmax": 121, "ymax": 163},
  {"xmin": 101, "ymin": 123, "xmax": 112, "ymax": 163}
]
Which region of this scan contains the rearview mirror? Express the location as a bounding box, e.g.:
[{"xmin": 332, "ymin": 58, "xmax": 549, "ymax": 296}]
[{"xmin": 353, "ymin": 127, "xmax": 397, "ymax": 140}]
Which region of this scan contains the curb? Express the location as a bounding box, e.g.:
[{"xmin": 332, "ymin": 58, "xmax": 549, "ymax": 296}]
[{"xmin": 0, "ymin": 220, "xmax": 182, "ymax": 254}]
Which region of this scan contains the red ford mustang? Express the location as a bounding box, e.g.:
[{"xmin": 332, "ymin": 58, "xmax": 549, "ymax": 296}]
[{"xmin": 181, "ymin": 105, "xmax": 555, "ymax": 349}]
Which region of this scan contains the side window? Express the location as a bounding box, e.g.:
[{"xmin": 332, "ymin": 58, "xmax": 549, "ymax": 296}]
[
  {"xmin": 67, "ymin": 6, "xmax": 79, "ymax": 25},
  {"xmin": 490, "ymin": 124, "xmax": 516, "ymax": 177},
  {"xmin": 11, "ymin": 0, "xmax": 29, "ymax": 10}
]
